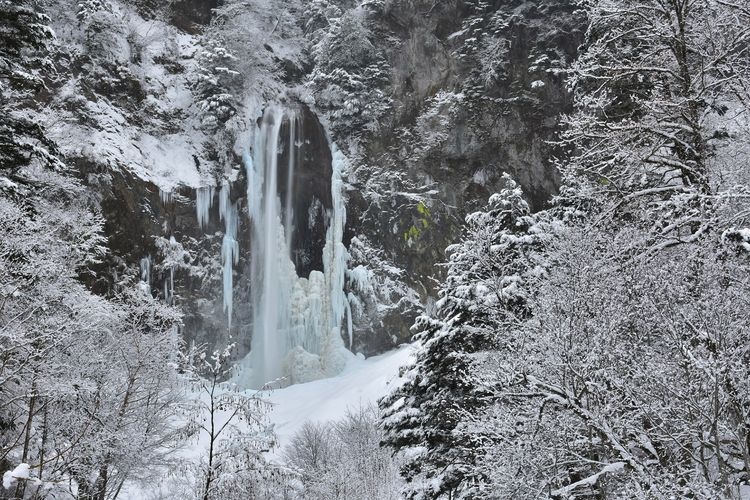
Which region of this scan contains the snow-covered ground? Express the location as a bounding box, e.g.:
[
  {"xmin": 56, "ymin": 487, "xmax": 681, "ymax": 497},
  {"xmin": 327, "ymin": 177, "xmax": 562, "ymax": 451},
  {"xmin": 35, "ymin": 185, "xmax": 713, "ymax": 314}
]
[
  {"xmin": 123, "ymin": 345, "xmax": 413, "ymax": 499},
  {"xmin": 266, "ymin": 344, "xmax": 414, "ymax": 456}
]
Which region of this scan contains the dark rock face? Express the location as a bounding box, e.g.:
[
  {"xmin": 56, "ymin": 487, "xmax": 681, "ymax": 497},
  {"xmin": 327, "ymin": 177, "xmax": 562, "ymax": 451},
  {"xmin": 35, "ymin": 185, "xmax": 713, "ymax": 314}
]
[
  {"xmin": 76, "ymin": 156, "xmax": 253, "ymax": 357},
  {"xmin": 170, "ymin": 0, "xmax": 219, "ymax": 34},
  {"xmin": 341, "ymin": 0, "xmax": 586, "ymax": 353},
  {"xmin": 277, "ymin": 106, "xmax": 333, "ymax": 277}
]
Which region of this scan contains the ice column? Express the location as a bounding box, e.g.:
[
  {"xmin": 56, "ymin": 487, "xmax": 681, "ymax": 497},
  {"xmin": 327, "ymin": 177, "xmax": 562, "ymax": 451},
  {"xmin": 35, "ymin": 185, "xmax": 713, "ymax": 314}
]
[
  {"xmin": 159, "ymin": 188, "xmax": 173, "ymax": 205},
  {"xmin": 219, "ymin": 183, "xmax": 239, "ymax": 325},
  {"xmin": 196, "ymin": 186, "xmax": 215, "ymax": 229},
  {"xmin": 139, "ymin": 256, "xmax": 152, "ymax": 296}
]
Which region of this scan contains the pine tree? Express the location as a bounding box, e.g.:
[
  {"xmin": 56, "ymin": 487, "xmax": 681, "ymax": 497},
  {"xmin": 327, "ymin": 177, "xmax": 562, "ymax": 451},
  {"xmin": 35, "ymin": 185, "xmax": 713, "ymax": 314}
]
[
  {"xmin": 0, "ymin": 0, "xmax": 59, "ymax": 175},
  {"xmin": 191, "ymin": 38, "xmax": 241, "ymax": 132},
  {"xmin": 380, "ymin": 177, "xmax": 550, "ymax": 499}
]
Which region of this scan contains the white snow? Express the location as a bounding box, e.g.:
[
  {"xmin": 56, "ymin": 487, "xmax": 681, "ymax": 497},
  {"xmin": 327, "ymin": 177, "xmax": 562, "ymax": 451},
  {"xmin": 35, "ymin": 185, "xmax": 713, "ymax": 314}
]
[
  {"xmin": 266, "ymin": 344, "xmax": 414, "ymax": 455},
  {"xmin": 0, "ymin": 176, "xmax": 18, "ymax": 190},
  {"xmin": 3, "ymin": 463, "xmax": 30, "ymax": 489}
]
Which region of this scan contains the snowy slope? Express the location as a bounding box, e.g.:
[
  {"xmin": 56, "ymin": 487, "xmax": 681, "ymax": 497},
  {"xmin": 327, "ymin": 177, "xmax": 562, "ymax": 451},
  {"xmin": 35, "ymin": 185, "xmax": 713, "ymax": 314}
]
[
  {"xmin": 266, "ymin": 344, "xmax": 414, "ymax": 456},
  {"xmin": 122, "ymin": 345, "xmax": 413, "ymax": 499}
]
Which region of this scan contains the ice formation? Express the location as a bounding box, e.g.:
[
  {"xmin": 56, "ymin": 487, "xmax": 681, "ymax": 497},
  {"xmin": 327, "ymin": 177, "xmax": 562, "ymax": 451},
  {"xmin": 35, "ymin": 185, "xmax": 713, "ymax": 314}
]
[
  {"xmin": 196, "ymin": 185, "xmax": 214, "ymax": 229},
  {"xmin": 180, "ymin": 105, "xmax": 353, "ymax": 387},
  {"xmin": 140, "ymin": 256, "xmax": 152, "ymax": 285},
  {"xmin": 219, "ymin": 183, "xmax": 239, "ymax": 324},
  {"xmin": 159, "ymin": 188, "xmax": 173, "ymax": 205},
  {"xmin": 139, "ymin": 256, "xmax": 152, "ymax": 296},
  {"xmin": 237, "ymin": 105, "xmax": 352, "ymax": 388}
]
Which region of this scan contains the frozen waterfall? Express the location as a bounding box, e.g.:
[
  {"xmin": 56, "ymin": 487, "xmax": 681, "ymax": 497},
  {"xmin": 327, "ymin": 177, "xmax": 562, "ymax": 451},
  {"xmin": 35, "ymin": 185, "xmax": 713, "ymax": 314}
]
[
  {"xmin": 186, "ymin": 105, "xmax": 353, "ymax": 388},
  {"xmin": 219, "ymin": 183, "xmax": 239, "ymax": 325},
  {"xmin": 237, "ymin": 105, "xmax": 352, "ymax": 389}
]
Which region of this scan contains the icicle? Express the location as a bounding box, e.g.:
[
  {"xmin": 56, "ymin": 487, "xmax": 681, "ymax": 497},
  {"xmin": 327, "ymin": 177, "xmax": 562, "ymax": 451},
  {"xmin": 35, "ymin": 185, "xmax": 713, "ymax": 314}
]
[
  {"xmin": 243, "ymin": 151, "xmax": 261, "ymax": 225},
  {"xmin": 139, "ymin": 256, "xmax": 152, "ymax": 296},
  {"xmin": 344, "ymin": 296, "xmax": 353, "ymax": 349},
  {"xmin": 159, "ymin": 188, "xmax": 173, "ymax": 205},
  {"xmin": 140, "ymin": 256, "xmax": 151, "ymax": 283},
  {"xmin": 322, "ymin": 145, "xmax": 351, "ymax": 353},
  {"xmin": 219, "ymin": 183, "xmax": 239, "ymax": 325},
  {"xmin": 169, "ymin": 265, "xmax": 174, "ymax": 305},
  {"xmin": 196, "ymin": 186, "xmax": 214, "ymax": 229}
]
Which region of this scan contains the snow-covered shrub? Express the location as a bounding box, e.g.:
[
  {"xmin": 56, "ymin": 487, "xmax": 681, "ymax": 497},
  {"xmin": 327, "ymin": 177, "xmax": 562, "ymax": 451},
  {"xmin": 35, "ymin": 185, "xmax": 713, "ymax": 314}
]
[
  {"xmin": 80, "ymin": 2, "xmax": 131, "ymax": 63},
  {"xmin": 413, "ymin": 90, "xmax": 466, "ymax": 158},
  {"xmin": 191, "ymin": 39, "xmax": 241, "ymax": 132},
  {"xmin": 284, "ymin": 406, "xmax": 402, "ymax": 500},
  {"xmin": 76, "ymin": 0, "xmax": 113, "ymax": 22},
  {"xmin": 308, "ymin": 9, "xmax": 391, "ymax": 137},
  {"xmin": 346, "ymin": 235, "xmax": 420, "ymax": 346}
]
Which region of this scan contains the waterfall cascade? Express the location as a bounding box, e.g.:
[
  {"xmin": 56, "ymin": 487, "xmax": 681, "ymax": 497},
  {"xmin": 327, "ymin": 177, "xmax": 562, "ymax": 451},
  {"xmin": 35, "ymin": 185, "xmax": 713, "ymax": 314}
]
[{"xmin": 238, "ymin": 105, "xmax": 352, "ymax": 388}]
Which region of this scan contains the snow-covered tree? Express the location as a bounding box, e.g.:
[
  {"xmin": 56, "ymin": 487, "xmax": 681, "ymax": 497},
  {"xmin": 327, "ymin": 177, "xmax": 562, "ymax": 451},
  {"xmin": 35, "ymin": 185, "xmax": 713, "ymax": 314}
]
[
  {"xmin": 466, "ymin": 219, "xmax": 750, "ymax": 498},
  {"xmin": 38, "ymin": 286, "xmax": 183, "ymax": 499},
  {"xmin": 0, "ymin": 190, "xmax": 108, "ymax": 497},
  {"xmin": 0, "ymin": 194, "xmax": 189, "ymax": 498},
  {"xmin": 0, "ymin": 0, "xmax": 59, "ymax": 173},
  {"xmin": 560, "ymin": 0, "xmax": 750, "ymax": 249},
  {"xmin": 380, "ymin": 177, "xmax": 551, "ymax": 499},
  {"xmin": 180, "ymin": 344, "xmax": 282, "ymax": 500},
  {"xmin": 307, "ymin": 7, "xmax": 391, "ymax": 137},
  {"xmin": 284, "ymin": 406, "xmax": 402, "ymax": 500},
  {"xmin": 191, "ymin": 39, "xmax": 241, "ymax": 132}
]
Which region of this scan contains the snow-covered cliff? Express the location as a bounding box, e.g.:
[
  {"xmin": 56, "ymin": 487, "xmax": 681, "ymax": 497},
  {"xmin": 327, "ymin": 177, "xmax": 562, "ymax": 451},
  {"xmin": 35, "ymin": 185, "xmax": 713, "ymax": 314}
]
[{"xmin": 32, "ymin": 0, "xmax": 583, "ymax": 369}]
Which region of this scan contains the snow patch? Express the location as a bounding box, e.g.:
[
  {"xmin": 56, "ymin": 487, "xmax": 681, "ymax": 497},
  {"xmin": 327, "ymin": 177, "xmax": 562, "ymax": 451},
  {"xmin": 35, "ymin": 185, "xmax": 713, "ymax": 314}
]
[{"xmin": 3, "ymin": 463, "xmax": 30, "ymax": 489}]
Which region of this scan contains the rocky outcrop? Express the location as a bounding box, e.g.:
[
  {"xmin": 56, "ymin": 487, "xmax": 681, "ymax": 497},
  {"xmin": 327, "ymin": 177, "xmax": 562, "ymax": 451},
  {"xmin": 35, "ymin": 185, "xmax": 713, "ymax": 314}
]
[
  {"xmin": 75, "ymin": 155, "xmax": 252, "ymax": 355},
  {"xmin": 276, "ymin": 106, "xmax": 333, "ymax": 277},
  {"xmin": 340, "ymin": 0, "xmax": 586, "ymax": 353},
  {"xmin": 57, "ymin": 0, "xmax": 586, "ymax": 361},
  {"xmin": 170, "ymin": 0, "xmax": 219, "ymax": 33}
]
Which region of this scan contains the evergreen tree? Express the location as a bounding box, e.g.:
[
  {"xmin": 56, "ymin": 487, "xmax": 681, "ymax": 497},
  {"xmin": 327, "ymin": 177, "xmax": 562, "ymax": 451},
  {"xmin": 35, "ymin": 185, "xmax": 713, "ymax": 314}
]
[
  {"xmin": 191, "ymin": 38, "xmax": 241, "ymax": 132},
  {"xmin": 380, "ymin": 177, "xmax": 550, "ymax": 499},
  {"xmin": 307, "ymin": 8, "xmax": 391, "ymax": 138},
  {"xmin": 0, "ymin": 0, "xmax": 58, "ymax": 174}
]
